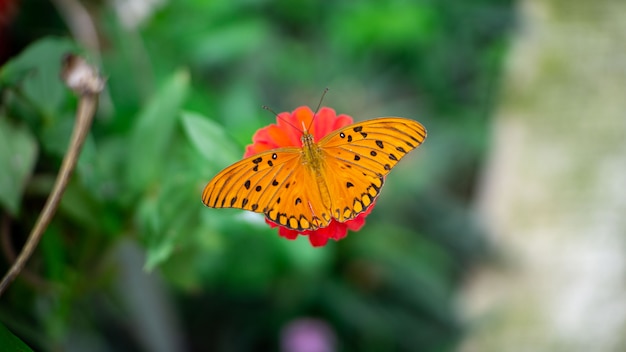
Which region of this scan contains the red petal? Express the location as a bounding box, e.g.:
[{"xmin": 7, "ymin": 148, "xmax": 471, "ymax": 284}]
[
  {"xmin": 308, "ymin": 232, "xmax": 330, "ymax": 247},
  {"xmin": 281, "ymin": 108, "xmax": 311, "ymax": 146},
  {"xmin": 346, "ymin": 202, "xmax": 376, "ymax": 231},
  {"xmin": 332, "ymin": 113, "xmax": 354, "ymax": 130},
  {"xmin": 310, "ymin": 107, "xmax": 336, "ymax": 140},
  {"xmin": 313, "ymin": 108, "xmax": 354, "ymax": 141},
  {"xmin": 289, "ymin": 107, "xmax": 314, "ymax": 128},
  {"xmin": 278, "ymin": 226, "xmax": 299, "ymax": 240},
  {"xmin": 245, "ymin": 125, "xmax": 289, "ymax": 157},
  {"xmin": 265, "ymin": 218, "xmax": 278, "ymax": 229},
  {"xmin": 306, "ymin": 221, "xmax": 349, "ymax": 245}
]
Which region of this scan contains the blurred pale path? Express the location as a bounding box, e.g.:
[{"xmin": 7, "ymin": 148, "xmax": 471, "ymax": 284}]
[{"xmin": 463, "ymin": 0, "xmax": 626, "ymax": 351}]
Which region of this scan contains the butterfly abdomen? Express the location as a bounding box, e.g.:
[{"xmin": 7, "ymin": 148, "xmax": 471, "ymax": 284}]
[{"xmin": 301, "ymin": 131, "xmax": 333, "ymax": 210}]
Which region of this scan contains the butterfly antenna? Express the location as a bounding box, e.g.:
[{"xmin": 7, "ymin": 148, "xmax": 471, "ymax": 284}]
[
  {"xmin": 262, "ymin": 105, "xmax": 302, "ymax": 132},
  {"xmin": 307, "ymin": 87, "xmax": 329, "ymax": 132}
]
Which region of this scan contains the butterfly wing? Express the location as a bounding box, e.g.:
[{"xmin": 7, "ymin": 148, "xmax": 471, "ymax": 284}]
[
  {"xmin": 318, "ymin": 117, "xmax": 427, "ymax": 223},
  {"xmin": 202, "ymin": 148, "xmax": 332, "ymax": 231}
]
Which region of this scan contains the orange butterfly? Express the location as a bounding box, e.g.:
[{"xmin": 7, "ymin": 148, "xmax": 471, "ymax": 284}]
[
  {"xmin": 202, "ymin": 108, "xmax": 426, "ymax": 231},
  {"xmin": 202, "ymin": 109, "xmax": 426, "ymax": 232}
]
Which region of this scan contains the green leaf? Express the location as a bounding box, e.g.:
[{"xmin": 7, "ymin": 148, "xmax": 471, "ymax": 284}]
[
  {"xmin": 141, "ymin": 135, "xmax": 240, "ymax": 270},
  {"xmin": 0, "ymin": 321, "xmax": 33, "ymax": 352},
  {"xmin": 142, "ymin": 164, "xmax": 208, "ymax": 270},
  {"xmin": 0, "ymin": 117, "xmax": 38, "ymax": 215},
  {"xmin": 0, "ymin": 37, "xmax": 76, "ymax": 119},
  {"xmin": 181, "ymin": 111, "xmax": 241, "ymax": 170},
  {"xmin": 142, "ymin": 173, "xmax": 198, "ymax": 270},
  {"xmin": 190, "ymin": 19, "xmax": 270, "ymax": 67},
  {"xmin": 217, "ymin": 81, "xmax": 262, "ymax": 146},
  {"xmin": 125, "ymin": 69, "xmax": 189, "ymax": 194}
]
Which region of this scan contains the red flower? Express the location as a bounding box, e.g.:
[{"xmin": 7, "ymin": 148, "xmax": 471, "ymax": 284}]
[{"xmin": 244, "ymin": 106, "xmax": 375, "ymax": 247}]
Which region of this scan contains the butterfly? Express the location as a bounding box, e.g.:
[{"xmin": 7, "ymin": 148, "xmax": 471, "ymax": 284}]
[{"xmin": 202, "ymin": 117, "xmax": 427, "ymax": 231}]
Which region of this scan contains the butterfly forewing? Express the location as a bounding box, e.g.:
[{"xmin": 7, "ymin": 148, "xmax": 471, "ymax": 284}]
[
  {"xmin": 202, "ymin": 148, "xmax": 298, "ymax": 210},
  {"xmin": 320, "ymin": 117, "xmax": 426, "ymax": 153}
]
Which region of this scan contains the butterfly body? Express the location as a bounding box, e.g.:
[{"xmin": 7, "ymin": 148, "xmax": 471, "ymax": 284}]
[{"xmin": 202, "ymin": 117, "xmax": 426, "ymax": 231}]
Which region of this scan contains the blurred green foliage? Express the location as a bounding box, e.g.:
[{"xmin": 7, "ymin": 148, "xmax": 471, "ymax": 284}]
[{"xmin": 0, "ymin": 0, "xmax": 514, "ymax": 351}]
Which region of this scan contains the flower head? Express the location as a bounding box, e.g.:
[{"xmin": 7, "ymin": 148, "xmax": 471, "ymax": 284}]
[{"xmin": 244, "ymin": 106, "xmax": 376, "ymax": 247}]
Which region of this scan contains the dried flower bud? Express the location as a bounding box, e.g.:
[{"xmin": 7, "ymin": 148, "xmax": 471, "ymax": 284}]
[{"xmin": 61, "ymin": 54, "xmax": 105, "ymax": 95}]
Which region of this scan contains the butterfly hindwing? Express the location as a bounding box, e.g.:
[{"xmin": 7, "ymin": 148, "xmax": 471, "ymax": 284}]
[
  {"xmin": 262, "ymin": 161, "xmax": 332, "ymax": 231},
  {"xmin": 321, "ymin": 155, "xmax": 384, "ymax": 223}
]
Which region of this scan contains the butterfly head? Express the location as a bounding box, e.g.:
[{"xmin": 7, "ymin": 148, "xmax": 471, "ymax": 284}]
[{"xmin": 300, "ymin": 125, "xmax": 315, "ymax": 148}]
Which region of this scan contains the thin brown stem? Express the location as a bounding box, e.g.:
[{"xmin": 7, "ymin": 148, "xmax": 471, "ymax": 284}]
[
  {"xmin": 0, "ymin": 213, "xmax": 49, "ymax": 289},
  {"xmin": 0, "ymin": 56, "xmax": 103, "ymax": 296}
]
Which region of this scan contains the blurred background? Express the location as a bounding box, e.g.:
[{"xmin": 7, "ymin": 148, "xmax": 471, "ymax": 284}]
[{"xmin": 1, "ymin": 0, "xmax": 625, "ymax": 351}]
